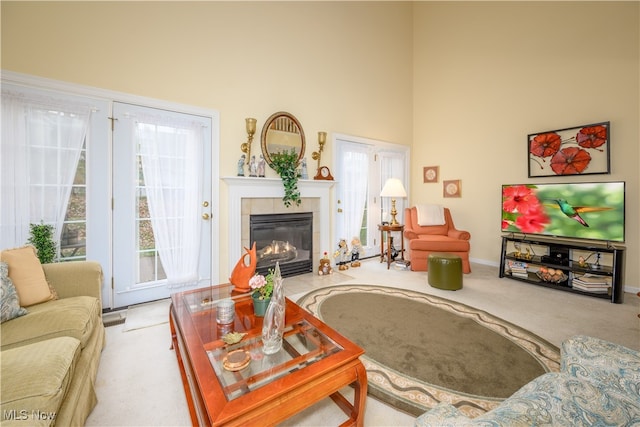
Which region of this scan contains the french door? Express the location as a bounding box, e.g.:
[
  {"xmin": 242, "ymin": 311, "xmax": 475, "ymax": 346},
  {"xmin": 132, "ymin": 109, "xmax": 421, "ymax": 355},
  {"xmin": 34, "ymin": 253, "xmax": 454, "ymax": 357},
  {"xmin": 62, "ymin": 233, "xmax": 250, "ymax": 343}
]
[
  {"xmin": 112, "ymin": 103, "xmax": 213, "ymax": 308},
  {"xmin": 334, "ymin": 134, "xmax": 409, "ymax": 257},
  {"xmin": 2, "ymin": 73, "xmax": 219, "ymax": 310}
]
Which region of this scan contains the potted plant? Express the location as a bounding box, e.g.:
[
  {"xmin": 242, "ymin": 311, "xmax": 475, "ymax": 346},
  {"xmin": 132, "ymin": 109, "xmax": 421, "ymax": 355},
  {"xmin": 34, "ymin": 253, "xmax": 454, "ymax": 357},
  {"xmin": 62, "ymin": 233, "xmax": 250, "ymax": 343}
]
[
  {"xmin": 248, "ymin": 269, "xmax": 275, "ymax": 317},
  {"xmin": 270, "ymin": 149, "xmax": 301, "ymax": 207},
  {"xmin": 28, "ymin": 222, "xmax": 57, "ymax": 264}
]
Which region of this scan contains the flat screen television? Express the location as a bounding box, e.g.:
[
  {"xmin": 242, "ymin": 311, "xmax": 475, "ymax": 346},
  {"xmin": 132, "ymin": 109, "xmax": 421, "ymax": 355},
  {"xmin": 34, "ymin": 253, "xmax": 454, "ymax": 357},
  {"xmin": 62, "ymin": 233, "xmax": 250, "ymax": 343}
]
[{"xmin": 501, "ymin": 181, "xmax": 625, "ymax": 243}]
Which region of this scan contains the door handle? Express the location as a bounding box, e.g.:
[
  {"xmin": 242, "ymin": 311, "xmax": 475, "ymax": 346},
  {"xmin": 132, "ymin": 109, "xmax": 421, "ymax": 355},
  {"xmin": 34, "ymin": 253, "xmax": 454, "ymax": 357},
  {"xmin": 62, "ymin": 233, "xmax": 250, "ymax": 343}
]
[
  {"xmin": 337, "ymin": 208, "xmax": 343, "ymax": 213},
  {"xmin": 202, "ymin": 213, "xmax": 211, "ymax": 220}
]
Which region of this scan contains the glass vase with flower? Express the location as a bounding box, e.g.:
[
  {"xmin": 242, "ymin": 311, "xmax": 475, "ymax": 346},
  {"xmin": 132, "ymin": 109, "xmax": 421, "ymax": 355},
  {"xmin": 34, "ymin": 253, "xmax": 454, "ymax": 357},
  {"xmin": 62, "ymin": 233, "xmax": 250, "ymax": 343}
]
[{"xmin": 261, "ymin": 262, "xmax": 285, "ymax": 354}]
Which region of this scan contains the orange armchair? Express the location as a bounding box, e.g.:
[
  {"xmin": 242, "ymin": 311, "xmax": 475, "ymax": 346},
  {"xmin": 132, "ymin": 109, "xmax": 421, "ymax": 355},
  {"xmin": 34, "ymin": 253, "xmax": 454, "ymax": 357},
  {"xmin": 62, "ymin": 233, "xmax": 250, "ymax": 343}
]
[{"xmin": 403, "ymin": 207, "xmax": 471, "ymax": 273}]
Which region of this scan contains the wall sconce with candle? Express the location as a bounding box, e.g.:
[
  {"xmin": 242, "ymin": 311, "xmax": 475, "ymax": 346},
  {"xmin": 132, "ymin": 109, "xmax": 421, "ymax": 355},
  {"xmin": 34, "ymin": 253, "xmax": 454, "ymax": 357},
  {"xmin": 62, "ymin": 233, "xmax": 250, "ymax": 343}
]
[
  {"xmin": 240, "ymin": 118, "xmax": 257, "ymax": 165},
  {"xmin": 312, "ymin": 131, "xmax": 334, "ymax": 180}
]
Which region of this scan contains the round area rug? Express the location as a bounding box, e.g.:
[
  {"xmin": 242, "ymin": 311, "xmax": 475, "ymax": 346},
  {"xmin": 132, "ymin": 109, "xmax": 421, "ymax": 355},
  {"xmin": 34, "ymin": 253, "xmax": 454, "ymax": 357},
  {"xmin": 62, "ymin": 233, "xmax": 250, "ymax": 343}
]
[{"xmin": 297, "ymin": 285, "xmax": 560, "ymax": 417}]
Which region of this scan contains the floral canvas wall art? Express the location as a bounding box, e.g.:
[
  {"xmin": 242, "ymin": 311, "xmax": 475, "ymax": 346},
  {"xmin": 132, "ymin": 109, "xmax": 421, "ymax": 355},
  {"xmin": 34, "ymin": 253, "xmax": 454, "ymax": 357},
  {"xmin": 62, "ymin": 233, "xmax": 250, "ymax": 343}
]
[{"xmin": 528, "ymin": 122, "xmax": 610, "ymax": 178}]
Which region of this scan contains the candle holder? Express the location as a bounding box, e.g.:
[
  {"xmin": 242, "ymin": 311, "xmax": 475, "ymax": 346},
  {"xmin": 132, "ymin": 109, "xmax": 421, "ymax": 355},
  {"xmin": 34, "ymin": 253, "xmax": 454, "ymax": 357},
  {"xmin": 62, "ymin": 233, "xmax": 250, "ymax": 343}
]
[
  {"xmin": 312, "ymin": 131, "xmax": 333, "ymax": 180},
  {"xmin": 240, "ymin": 118, "xmax": 257, "ymax": 165},
  {"xmin": 312, "ymin": 131, "xmax": 327, "ymax": 170}
]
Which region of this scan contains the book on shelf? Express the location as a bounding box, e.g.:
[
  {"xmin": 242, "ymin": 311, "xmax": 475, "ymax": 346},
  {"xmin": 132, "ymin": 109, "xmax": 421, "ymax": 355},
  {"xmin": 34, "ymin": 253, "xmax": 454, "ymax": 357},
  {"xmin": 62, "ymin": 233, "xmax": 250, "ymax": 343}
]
[
  {"xmin": 506, "ymin": 260, "xmax": 529, "ymax": 278},
  {"xmin": 573, "ymin": 273, "xmax": 611, "ymax": 284},
  {"xmin": 572, "ymin": 273, "xmax": 611, "ymax": 293},
  {"xmin": 572, "ymin": 283, "xmax": 610, "ymax": 293}
]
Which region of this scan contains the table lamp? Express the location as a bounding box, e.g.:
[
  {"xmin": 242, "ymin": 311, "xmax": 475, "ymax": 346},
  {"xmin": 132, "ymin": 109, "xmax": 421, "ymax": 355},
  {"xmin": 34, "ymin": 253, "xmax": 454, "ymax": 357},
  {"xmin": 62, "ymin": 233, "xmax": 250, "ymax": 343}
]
[{"xmin": 380, "ymin": 178, "xmax": 407, "ymax": 226}]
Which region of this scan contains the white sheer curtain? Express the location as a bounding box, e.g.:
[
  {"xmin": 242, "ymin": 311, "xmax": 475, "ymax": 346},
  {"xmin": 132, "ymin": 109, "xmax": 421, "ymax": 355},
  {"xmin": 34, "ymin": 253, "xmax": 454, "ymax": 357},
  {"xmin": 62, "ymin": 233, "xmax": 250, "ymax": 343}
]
[
  {"xmin": 135, "ymin": 114, "xmax": 204, "ymax": 287},
  {"xmin": 379, "ymin": 152, "xmax": 407, "ymax": 222},
  {"xmin": 1, "ymin": 87, "xmax": 90, "ymax": 250},
  {"xmin": 339, "ymin": 143, "xmax": 370, "ymax": 241}
]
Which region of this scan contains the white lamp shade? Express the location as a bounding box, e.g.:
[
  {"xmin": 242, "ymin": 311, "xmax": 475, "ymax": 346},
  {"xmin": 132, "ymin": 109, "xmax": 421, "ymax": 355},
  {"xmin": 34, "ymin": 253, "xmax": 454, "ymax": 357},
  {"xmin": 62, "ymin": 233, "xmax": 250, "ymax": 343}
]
[{"xmin": 380, "ymin": 178, "xmax": 407, "ymax": 198}]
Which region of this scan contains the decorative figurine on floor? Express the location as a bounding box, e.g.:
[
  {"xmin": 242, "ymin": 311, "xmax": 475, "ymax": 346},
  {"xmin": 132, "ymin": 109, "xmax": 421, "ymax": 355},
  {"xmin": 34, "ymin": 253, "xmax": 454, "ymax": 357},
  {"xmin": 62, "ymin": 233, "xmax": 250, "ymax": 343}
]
[
  {"xmin": 391, "ymin": 246, "xmax": 399, "ymax": 260},
  {"xmin": 387, "ymin": 238, "xmax": 399, "ymax": 261},
  {"xmin": 350, "ymin": 237, "xmax": 363, "ymax": 268},
  {"xmin": 249, "ymin": 155, "xmax": 257, "ymax": 177},
  {"xmin": 237, "ymin": 154, "xmax": 246, "ymax": 176},
  {"xmin": 257, "ymin": 154, "xmax": 266, "ymax": 177},
  {"xmin": 318, "ymin": 252, "xmax": 333, "ymax": 275},
  {"xmin": 333, "ymin": 238, "xmax": 350, "ymax": 270},
  {"xmin": 229, "ymin": 242, "xmax": 257, "ymax": 293}
]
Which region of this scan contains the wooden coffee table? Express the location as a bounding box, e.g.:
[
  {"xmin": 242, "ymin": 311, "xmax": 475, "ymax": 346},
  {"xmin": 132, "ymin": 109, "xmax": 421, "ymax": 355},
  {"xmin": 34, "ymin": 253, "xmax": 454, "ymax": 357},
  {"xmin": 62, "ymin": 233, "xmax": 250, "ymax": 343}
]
[{"xmin": 169, "ymin": 284, "xmax": 367, "ymax": 426}]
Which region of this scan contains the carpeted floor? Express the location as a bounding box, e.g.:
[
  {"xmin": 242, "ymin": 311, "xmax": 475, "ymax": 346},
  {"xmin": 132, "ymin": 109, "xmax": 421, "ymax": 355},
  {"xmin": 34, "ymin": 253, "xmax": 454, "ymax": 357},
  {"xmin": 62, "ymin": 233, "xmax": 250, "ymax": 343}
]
[
  {"xmin": 297, "ymin": 285, "xmax": 560, "ymax": 417},
  {"xmin": 87, "ymin": 261, "xmax": 639, "ymax": 426}
]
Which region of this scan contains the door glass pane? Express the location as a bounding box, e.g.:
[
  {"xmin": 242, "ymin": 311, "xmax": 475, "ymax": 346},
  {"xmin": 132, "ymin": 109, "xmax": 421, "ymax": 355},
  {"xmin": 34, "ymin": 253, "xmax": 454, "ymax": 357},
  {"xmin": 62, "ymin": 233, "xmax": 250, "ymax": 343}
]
[
  {"xmin": 360, "ymin": 200, "xmax": 368, "ymax": 246},
  {"xmin": 60, "ymin": 143, "xmax": 86, "ymax": 261},
  {"xmin": 136, "ymin": 185, "xmax": 167, "ymax": 285}
]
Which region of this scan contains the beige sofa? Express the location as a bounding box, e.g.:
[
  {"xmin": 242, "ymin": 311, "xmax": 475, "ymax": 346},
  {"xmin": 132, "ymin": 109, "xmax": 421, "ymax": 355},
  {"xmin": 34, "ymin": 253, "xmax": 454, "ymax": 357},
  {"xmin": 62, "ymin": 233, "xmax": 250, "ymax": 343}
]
[{"xmin": 1, "ymin": 259, "xmax": 105, "ymax": 426}]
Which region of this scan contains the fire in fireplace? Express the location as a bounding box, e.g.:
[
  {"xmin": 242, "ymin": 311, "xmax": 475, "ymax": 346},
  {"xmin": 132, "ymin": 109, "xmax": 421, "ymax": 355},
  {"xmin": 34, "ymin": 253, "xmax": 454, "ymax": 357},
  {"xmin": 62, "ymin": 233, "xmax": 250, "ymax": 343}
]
[{"xmin": 250, "ymin": 212, "xmax": 313, "ymax": 277}]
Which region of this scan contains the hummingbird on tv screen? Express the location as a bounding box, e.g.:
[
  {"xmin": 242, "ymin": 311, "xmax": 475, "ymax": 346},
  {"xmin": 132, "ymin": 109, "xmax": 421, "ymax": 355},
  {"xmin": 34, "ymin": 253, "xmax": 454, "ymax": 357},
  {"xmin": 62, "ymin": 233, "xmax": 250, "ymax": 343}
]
[{"xmin": 550, "ymin": 199, "xmax": 613, "ymax": 228}]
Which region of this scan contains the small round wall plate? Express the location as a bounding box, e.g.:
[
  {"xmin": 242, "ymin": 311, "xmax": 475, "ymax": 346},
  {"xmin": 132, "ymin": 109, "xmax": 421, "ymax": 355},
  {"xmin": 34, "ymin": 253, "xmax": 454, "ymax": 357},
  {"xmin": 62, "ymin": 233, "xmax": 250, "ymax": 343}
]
[
  {"xmin": 443, "ymin": 179, "xmax": 462, "ymax": 197},
  {"xmin": 223, "ymin": 349, "xmax": 251, "ymax": 371}
]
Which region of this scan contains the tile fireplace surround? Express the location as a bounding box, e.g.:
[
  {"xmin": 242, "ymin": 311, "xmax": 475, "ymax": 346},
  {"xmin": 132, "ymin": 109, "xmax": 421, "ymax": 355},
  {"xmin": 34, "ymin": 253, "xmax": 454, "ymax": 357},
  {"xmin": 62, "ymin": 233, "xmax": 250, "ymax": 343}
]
[{"xmin": 222, "ymin": 177, "xmax": 334, "ymax": 275}]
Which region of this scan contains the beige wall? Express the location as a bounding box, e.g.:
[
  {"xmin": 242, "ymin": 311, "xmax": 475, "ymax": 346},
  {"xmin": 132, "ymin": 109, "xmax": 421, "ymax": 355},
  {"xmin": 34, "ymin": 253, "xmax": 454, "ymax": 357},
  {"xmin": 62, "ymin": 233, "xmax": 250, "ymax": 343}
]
[
  {"xmin": 413, "ymin": 2, "xmax": 639, "ymax": 287},
  {"xmin": 1, "ymin": 1, "xmax": 415, "ymax": 279},
  {"xmin": 2, "ymin": 1, "xmax": 638, "ymax": 287}
]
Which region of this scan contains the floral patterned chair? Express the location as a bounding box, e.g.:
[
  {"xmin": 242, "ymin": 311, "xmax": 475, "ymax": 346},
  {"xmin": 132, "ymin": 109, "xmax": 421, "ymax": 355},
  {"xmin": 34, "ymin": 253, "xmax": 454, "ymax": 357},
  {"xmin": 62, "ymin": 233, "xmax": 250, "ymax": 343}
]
[{"xmin": 415, "ymin": 335, "xmax": 640, "ymax": 426}]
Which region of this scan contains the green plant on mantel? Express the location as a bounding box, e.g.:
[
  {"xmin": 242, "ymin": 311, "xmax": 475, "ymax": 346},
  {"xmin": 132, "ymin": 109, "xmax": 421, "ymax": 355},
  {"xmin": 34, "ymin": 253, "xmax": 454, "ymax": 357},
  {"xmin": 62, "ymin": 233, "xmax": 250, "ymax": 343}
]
[
  {"xmin": 28, "ymin": 222, "xmax": 57, "ymax": 264},
  {"xmin": 270, "ymin": 149, "xmax": 301, "ymax": 207}
]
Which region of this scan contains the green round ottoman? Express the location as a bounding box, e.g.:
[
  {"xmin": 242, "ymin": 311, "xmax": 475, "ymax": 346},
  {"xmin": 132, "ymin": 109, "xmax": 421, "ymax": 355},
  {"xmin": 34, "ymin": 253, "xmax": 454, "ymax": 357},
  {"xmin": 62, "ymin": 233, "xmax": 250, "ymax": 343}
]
[{"xmin": 428, "ymin": 252, "xmax": 463, "ymax": 290}]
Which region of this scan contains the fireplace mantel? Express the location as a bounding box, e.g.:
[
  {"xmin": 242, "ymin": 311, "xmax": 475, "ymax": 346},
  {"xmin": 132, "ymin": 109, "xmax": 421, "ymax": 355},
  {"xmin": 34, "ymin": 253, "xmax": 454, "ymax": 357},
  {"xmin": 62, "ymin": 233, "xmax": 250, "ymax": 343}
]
[{"xmin": 222, "ymin": 176, "xmax": 335, "ymax": 274}]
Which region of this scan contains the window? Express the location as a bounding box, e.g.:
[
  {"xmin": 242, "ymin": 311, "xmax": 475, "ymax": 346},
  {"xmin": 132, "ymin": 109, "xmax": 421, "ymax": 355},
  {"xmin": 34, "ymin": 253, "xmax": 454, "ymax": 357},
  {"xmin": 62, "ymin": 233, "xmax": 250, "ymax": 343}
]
[{"xmin": 1, "ymin": 85, "xmax": 93, "ymax": 258}]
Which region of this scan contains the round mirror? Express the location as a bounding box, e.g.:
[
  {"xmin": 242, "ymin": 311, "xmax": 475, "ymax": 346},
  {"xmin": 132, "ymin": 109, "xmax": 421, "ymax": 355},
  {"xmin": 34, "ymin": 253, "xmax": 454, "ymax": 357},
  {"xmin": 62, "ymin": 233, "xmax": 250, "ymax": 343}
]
[{"xmin": 260, "ymin": 111, "xmax": 305, "ymax": 168}]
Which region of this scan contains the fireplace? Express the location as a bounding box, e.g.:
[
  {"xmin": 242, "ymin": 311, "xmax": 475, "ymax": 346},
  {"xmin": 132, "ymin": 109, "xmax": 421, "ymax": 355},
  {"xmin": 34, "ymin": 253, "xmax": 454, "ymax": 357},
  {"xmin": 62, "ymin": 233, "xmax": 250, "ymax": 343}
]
[
  {"xmin": 250, "ymin": 212, "xmax": 313, "ymax": 277},
  {"xmin": 249, "ymin": 212, "xmax": 313, "ymax": 277},
  {"xmin": 222, "ymin": 176, "xmax": 334, "ymax": 279}
]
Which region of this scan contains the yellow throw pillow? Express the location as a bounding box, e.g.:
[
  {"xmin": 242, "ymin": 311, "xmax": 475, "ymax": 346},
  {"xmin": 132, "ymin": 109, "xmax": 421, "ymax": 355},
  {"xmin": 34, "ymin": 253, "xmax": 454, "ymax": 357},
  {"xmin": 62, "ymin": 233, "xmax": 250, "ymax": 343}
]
[{"xmin": 0, "ymin": 246, "xmax": 54, "ymax": 306}]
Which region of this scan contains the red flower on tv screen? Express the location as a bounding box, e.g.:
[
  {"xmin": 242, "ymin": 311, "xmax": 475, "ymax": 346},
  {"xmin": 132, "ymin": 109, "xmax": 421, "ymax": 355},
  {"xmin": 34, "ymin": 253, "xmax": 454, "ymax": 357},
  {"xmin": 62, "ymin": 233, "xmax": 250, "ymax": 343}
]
[
  {"xmin": 502, "ymin": 185, "xmax": 550, "ymax": 233},
  {"xmin": 514, "ymin": 205, "xmax": 550, "ymax": 233}
]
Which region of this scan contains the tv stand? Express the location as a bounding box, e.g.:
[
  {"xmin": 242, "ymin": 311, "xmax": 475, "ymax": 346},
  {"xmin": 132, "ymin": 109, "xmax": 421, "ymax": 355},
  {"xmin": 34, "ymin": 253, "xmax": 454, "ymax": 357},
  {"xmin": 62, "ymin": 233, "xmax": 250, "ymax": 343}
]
[{"xmin": 499, "ymin": 235, "xmax": 625, "ymax": 303}]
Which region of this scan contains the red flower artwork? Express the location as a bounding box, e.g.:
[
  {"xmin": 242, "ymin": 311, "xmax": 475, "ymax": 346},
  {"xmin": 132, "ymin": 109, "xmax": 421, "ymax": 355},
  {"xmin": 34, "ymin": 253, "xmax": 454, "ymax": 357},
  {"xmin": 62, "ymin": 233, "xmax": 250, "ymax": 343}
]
[
  {"xmin": 550, "ymin": 147, "xmax": 591, "ymax": 175},
  {"xmin": 528, "ymin": 122, "xmax": 609, "ymax": 176},
  {"xmin": 529, "ymin": 132, "xmax": 561, "ymax": 158},
  {"xmin": 576, "ymin": 125, "xmax": 607, "ymax": 149}
]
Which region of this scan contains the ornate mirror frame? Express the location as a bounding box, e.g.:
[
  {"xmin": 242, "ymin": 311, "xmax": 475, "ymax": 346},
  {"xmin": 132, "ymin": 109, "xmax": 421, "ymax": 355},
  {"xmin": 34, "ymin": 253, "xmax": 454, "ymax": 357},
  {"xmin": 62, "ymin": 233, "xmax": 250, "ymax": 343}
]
[{"xmin": 260, "ymin": 111, "xmax": 306, "ymax": 168}]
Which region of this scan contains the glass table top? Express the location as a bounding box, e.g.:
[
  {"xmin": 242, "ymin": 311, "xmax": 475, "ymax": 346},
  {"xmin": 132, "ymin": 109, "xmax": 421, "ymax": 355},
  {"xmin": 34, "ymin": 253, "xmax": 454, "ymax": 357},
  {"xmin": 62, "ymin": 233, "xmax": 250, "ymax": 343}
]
[
  {"xmin": 171, "ymin": 284, "xmax": 344, "ymax": 401},
  {"xmin": 208, "ymin": 319, "xmax": 342, "ymax": 400}
]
